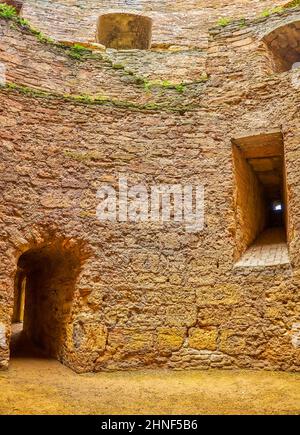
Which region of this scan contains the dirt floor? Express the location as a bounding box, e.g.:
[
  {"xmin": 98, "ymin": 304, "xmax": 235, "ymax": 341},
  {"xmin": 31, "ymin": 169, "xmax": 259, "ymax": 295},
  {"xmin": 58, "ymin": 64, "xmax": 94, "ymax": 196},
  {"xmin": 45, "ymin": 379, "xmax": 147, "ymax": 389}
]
[{"xmin": 0, "ymin": 355, "xmax": 299, "ymax": 414}]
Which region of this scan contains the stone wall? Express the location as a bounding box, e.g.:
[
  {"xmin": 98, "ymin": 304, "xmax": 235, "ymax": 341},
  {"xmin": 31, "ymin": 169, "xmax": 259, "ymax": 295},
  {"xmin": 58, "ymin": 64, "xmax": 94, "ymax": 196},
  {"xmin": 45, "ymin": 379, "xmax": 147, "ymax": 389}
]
[
  {"xmin": 22, "ymin": 0, "xmax": 288, "ymax": 47},
  {"xmin": 0, "ymin": 1, "xmax": 300, "ymax": 372},
  {"xmin": 20, "ymin": 242, "xmax": 82, "ymax": 359}
]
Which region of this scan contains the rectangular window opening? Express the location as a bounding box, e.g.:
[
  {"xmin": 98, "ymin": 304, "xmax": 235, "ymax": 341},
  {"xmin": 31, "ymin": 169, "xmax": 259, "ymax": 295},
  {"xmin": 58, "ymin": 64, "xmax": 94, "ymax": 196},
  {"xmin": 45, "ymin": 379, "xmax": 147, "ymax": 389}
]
[{"xmin": 232, "ymin": 130, "xmax": 290, "ymax": 267}]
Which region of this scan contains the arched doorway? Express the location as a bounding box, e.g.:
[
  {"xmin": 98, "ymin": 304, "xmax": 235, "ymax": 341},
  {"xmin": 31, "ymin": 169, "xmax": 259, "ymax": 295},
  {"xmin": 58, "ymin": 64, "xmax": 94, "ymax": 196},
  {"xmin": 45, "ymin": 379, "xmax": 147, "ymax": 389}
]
[
  {"xmin": 10, "ymin": 241, "xmax": 82, "ymax": 362},
  {"xmin": 262, "ymin": 20, "xmax": 300, "ymax": 72}
]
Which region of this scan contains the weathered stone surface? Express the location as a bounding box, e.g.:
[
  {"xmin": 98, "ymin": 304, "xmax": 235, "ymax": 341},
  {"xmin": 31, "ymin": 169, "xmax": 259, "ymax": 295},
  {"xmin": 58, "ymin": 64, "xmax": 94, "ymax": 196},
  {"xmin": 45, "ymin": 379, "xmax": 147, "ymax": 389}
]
[
  {"xmin": 196, "ymin": 285, "xmax": 241, "ymax": 306},
  {"xmin": 0, "ymin": 0, "xmax": 299, "ymax": 374},
  {"xmin": 188, "ymin": 327, "xmax": 218, "ymax": 351},
  {"xmin": 157, "ymin": 327, "xmax": 186, "ymax": 352},
  {"xmin": 219, "ymin": 330, "xmax": 246, "ymax": 356}
]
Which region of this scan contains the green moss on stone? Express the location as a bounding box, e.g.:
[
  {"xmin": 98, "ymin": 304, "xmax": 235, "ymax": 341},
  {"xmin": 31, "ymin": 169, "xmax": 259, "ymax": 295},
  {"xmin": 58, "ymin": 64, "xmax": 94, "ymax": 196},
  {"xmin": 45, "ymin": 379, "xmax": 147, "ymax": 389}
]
[
  {"xmin": 0, "ymin": 9, "xmax": 209, "ymax": 96},
  {"xmin": 0, "ymin": 3, "xmax": 17, "ymax": 19},
  {"xmin": 217, "ymin": 17, "xmax": 231, "ymax": 27},
  {"xmin": 260, "ymin": 6, "xmax": 284, "ymax": 18},
  {"xmin": 1, "ymin": 81, "xmax": 196, "ymax": 113},
  {"xmin": 67, "ymin": 44, "xmax": 92, "ymax": 60}
]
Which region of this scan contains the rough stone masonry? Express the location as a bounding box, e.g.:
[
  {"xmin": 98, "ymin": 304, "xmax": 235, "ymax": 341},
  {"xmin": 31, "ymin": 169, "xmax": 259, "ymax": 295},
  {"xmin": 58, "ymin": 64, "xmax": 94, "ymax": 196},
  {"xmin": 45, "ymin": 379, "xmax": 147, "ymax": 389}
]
[{"xmin": 0, "ymin": 0, "xmax": 300, "ymax": 373}]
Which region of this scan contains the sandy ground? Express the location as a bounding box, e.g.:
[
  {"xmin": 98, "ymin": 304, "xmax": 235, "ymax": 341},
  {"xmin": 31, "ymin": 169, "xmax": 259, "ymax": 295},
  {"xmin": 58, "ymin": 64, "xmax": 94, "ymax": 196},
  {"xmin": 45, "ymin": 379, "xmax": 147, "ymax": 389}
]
[{"xmin": 0, "ymin": 356, "xmax": 299, "ymax": 414}]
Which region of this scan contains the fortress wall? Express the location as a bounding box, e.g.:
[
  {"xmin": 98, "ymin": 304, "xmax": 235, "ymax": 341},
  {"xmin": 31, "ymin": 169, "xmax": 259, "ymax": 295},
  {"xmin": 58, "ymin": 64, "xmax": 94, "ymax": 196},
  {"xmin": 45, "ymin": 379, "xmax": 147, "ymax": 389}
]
[
  {"xmin": 0, "ymin": 20, "xmax": 206, "ymax": 96},
  {"xmin": 0, "ymin": 1, "xmax": 300, "ymax": 372},
  {"xmin": 0, "ymin": 78, "xmax": 299, "ymax": 371},
  {"xmin": 22, "ymin": 0, "xmax": 288, "ymax": 46}
]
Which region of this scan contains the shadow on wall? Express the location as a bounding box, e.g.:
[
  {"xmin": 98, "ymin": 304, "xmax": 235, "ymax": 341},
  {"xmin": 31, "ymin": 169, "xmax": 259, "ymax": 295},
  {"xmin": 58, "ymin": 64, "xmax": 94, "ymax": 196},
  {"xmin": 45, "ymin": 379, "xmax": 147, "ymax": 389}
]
[{"xmin": 232, "ymin": 130, "xmax": 289, "ymax": 262}]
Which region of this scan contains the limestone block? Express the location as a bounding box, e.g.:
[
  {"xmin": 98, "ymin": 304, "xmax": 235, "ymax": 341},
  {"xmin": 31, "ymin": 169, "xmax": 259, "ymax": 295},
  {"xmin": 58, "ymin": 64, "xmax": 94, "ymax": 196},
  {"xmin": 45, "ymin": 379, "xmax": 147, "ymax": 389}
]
[
  {"xmin": 0, "ymin": 323, "xmax": 7, "ymax": 349},
  {"xmin": 188, "ymin": 327, "xmax": 218, "ymax": 351},
  {"xmin": 219, "ymin": 329, "xmax": 246, "ymax": 355},
  {"xmin": 108, "ymin": 328, "xmax": 154, "ymax": 354},
  {"xmin": 165, "ymin": 306, "xmax": 197, "ymax": 327},
  {"xmin": 157, "ymin": 327, "xmax": 186, "ymax": 351},
  {"xmin": 196, "ymin": 284, "xmax": 241, "ymax": 306}
]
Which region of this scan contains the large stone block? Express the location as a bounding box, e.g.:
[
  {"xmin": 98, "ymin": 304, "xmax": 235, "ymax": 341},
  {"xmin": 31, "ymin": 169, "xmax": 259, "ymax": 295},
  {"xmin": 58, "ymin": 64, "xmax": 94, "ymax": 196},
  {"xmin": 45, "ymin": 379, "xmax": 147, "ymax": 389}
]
[
  {"xmin": 219, "ymin": 329, "xmax": 246, "ymax": 355},
  {"xmin": 188, "ymin": 327, "xmax": 218, "ymax": 351},
  {"xmin": 196, "ymin": 284, "xmax": 241, "ymax": 306},
  {"xmin": 165, "ymin": 306, "xmax": 197, "ymax": 327},
  {"xmin": 70, "ymin": 322, "xmax": 107, "ymax": 353},
  {"xmin": 157, "ymin": 327, "xmax": 186, "ymax": 351},
  {"xmin": 108, "ymin": 328, "xmax": 154, "ymax": 354}
]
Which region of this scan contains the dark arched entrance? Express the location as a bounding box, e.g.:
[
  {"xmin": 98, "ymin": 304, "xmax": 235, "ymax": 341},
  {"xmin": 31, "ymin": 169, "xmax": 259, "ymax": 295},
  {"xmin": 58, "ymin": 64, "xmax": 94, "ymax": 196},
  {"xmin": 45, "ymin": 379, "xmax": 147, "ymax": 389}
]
[{"xmin": 10, "ymin": 242, "xmax": 82, "ymax": 362}]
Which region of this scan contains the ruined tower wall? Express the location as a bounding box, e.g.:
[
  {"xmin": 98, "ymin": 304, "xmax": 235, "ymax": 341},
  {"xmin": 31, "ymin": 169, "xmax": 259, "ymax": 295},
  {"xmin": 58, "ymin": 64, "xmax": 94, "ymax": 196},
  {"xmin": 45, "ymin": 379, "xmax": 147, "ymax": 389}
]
[
  {"xmin": 22, "ymin": 0, "xmax": 288, "ymax": 46},
  {"xmin": 0, "ymin": 1, "xmax": 300, "ymax": 372}
]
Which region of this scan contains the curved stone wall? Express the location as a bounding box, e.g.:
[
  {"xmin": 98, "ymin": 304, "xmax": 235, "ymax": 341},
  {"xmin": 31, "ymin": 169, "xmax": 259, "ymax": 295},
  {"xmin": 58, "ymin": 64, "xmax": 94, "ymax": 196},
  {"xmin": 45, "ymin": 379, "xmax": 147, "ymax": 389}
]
[
  {"xmin": 0, "ymin": 1, "xmax": 300, "ymax": 372},
  {"xmin": 22, "ymin": 0, "xmax": 288, "ymax": 46}
]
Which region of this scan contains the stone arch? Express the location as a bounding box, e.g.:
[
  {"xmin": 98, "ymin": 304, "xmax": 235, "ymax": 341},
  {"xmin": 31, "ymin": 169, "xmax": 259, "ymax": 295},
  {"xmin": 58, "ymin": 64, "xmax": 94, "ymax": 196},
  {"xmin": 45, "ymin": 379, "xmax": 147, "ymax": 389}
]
[
  {"xmin": 262, "ymin": 20, "xmax": 300, "ymax": 72},
  {"xmin": 9, "ymin": 231, "xmax": 89, "ymax": 367},
  {"xmin": 96, "ymin": 13, "xmax": 152, "ymax": 49}
]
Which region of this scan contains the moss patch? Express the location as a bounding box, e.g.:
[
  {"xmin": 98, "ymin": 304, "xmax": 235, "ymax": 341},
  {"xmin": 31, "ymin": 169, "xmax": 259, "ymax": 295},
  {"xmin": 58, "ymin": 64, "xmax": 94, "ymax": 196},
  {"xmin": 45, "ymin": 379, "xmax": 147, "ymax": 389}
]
[
  {"xmin": 0, "ymin": 3, "xmax": 17, "ymax": 18},
  {"xmin": 283, "ymin": 0, "xmax": 300, "ymax": 9},
  {"xmin": 260, "ymin": 6, "xmax": 284, "ymax": 18},
  {"xmin": 217, "ymin": 17, "xmax": 231, "ymax": 27},
  {"xmin": 1, "ymin": 82, "xmax": 196, "ymax": 113},
  {"xmin": 0, "ymin": 11, "xmax": 209, "ymax": 96}
]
